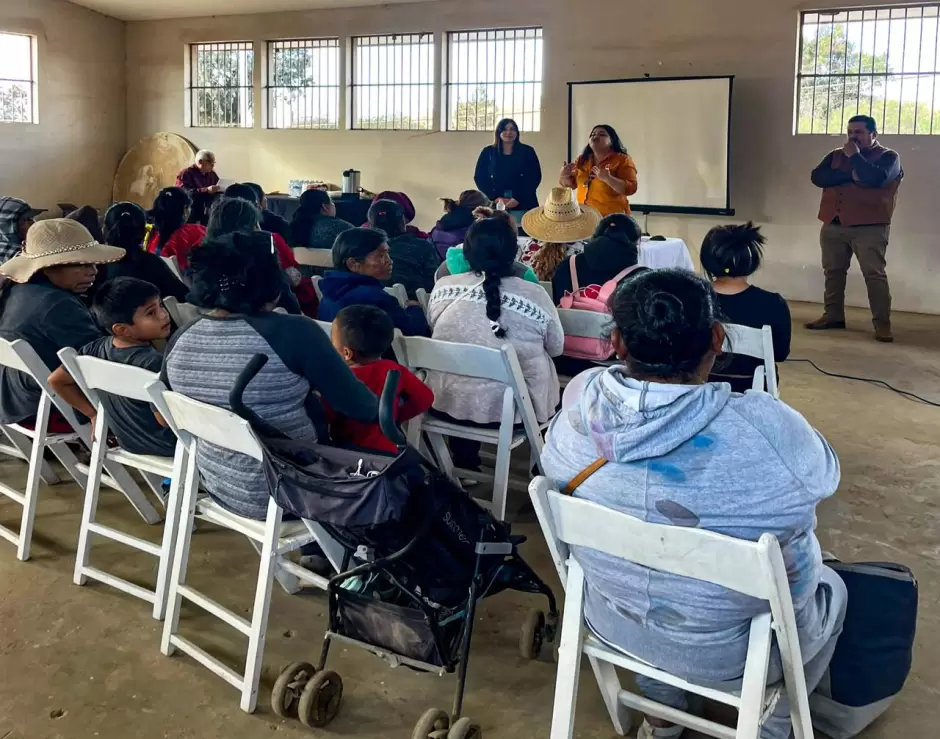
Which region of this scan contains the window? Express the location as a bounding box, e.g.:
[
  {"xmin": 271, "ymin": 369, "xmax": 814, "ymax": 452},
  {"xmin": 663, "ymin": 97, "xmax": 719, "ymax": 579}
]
[
  {"xmin": 266, "ymin": 38, "xmax": 340, "ymax": 129},
  {"xmin": 188, "ymin": 42, "xmax": 254, "ymax": 128},
  {"xmin": 351, "ymin": 33, "xmax": 434, "ymax": 130},
  {"xmin": 798, "ymin": 5, "xmax": 940, "ymax": 134},
  {"xmin": 446, "ymin": 28, "xmax": 543, "ymax": 132},
  {"xmin": 0, "ymin": 32, "xmax": 37, "ymax": 124}
]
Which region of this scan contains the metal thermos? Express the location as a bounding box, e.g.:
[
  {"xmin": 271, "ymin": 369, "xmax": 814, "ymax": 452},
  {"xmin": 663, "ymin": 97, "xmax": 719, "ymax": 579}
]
[{"xmin": 342, "ymin": 169, "xmax": 361, "ymax": 195}]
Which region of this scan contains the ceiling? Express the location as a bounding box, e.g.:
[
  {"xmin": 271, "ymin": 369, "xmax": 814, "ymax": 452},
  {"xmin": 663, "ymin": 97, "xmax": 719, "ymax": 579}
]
[{"xmin": 70, "ymin": 0, "xmax": 436, "ymax": 22}]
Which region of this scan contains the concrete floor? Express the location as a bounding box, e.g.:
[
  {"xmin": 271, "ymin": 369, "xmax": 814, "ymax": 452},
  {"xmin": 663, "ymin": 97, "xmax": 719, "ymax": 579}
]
[{"xmin": 0, "ymin": 302, "xmax": 938, "ymax": 739}]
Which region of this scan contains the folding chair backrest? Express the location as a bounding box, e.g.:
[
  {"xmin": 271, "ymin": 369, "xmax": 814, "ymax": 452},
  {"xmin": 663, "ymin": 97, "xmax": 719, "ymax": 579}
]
[
  {"xmin": 315, "ymin": 320, "xmax": 332, "ymax": 336},
  {"xmin": 162, "ymin": 255, "xmax": 183, "ymax": 280},
  {"xmin": 397, "ymin": 335, "xmax": 511, "ymax": 383},
  {"xmin": 0, "ymin": 337, "xmax": 35, "ymax": 374},
  {"xmin": 293, "ymin": 247, "xmax": 333, "ymax": 268},
  {"xmin": 0, "ymin": 338, "xmax": 83, "ymax": 431},
  {"xmin": 59, "ymin": 349, "xmax": 158, "ymax": 404},
  {"xmin": 157, "ymin": 389, "xmax": 264, "ymax": 462},
  {"xmin": 722, "ymin": 323, "xmax": 778, "ymax": 397},
  {"xmin": 539, "ymin": 281, "xmax": 553, "ymax": 297},
  {"xmin": 557, "ymin": 308, "xmax": 610, "ymax": 339},
  {"xmin": 384, "ymin": 283, "xmax": 408, "ymax": 308},
  {"xmin": 311, "ymin": 275, "xmax": 323, "ymax": 300},
  {"xmin": 164, "ymin": 296, "xmax": 201, "ymax": 327},
  {"xmin": 415, "ymin": 288, "xmax": 430, "ymax": 320}
]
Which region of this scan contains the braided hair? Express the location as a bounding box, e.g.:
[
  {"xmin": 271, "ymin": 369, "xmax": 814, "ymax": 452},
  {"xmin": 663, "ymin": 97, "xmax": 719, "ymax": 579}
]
[
  {"xmin": 700, "ymin": 222, "xmax": 765, "ymax": 280},
  {"xmin": 609, "ymin": 268, "xmax": 720, "ymax": 382},
  {"xmin": 462, "ymin": 216, "xmax": 518, "ymax": 338}
]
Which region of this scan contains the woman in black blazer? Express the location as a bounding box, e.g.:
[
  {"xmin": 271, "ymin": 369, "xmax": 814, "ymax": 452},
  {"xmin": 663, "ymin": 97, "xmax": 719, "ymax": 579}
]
[{"xmin": 474, "ymin": 118, "xmax": 542, "ymax": 212}]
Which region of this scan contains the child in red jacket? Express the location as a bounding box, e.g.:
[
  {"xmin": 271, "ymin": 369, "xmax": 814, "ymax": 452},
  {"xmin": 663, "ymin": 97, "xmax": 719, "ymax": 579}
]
[{"xmin": 326, "ymin": 305, "xmax": 433, "ymax": 453}]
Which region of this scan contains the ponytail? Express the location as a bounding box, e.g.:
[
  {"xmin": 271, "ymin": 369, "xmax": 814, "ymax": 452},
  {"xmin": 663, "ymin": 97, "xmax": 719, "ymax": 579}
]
[
  {"xmin": 290, "ymin": 189, "xmax": 331, "ymax": 247},
  {"xmin": 104, "ymin": 202, "xmax": 148, "ymax": 260},
  {"xmin": 151, "ymin": 187, "xmax": 191, "ymax": 253}
]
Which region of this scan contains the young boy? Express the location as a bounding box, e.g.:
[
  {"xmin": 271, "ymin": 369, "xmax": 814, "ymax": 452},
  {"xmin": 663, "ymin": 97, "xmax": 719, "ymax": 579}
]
[
  {"xmin": 326, "ymin": 304, "xmax": 433, "ymax": 453},
  {"xmin": 49, "ymin": 277, "xmax": 177, "ymax": 457}
]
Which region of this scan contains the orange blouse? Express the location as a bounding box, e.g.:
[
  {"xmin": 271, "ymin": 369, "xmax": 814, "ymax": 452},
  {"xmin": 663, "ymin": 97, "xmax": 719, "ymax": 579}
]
[{"xmin": 573, "ymin": 152, "xmax": 638, "ymax": 217}]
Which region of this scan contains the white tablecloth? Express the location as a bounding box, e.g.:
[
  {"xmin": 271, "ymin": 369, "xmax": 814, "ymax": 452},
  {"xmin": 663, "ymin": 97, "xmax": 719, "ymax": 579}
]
[{"xmin": 638, "ymin": 237, "xmax": 696, "ymax": 272}]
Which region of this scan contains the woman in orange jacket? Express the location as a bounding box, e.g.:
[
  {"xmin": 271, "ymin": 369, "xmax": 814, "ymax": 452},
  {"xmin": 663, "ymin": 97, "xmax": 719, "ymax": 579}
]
[{"xmin": 560, "ymin": 124, "xmax": 638, "ymax": 217}]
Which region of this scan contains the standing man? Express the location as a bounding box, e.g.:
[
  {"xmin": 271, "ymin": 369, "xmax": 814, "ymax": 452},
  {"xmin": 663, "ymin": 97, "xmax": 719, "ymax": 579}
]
[{"xmin": 806, "ymin": 115, "xmax": 903, "ymax": 342}]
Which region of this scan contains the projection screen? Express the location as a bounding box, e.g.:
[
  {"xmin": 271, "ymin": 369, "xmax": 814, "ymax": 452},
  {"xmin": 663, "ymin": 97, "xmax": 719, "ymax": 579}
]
[{"xmin": 568, "ymin": 76, "xmax": 735, "ymax": 216}]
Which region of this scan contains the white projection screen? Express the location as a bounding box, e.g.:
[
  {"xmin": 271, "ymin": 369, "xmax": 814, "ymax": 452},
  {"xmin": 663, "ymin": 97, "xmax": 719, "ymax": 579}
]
[{"xmin": 568, "ymin": 76, "xmax": 734, "ymax": 215}]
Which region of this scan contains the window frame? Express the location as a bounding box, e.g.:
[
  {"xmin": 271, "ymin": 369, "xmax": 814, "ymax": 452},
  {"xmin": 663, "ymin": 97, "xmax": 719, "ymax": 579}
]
[
  {"xmin": 187, "ymin": 41, "xmax": 255, "ymax": 129},
  {"xmin": 265, "ymin": 37, "xmax": 341, "ymax": 130},
  {"xmin": 444, "ymin": 26, "xmax": 544, "ymax": 132},
  {"xmin": 796, "ymin": 4, "xmax": 940, "ymax": 135},
  {"xmin": 0, "ymin": 31, "xmax": 38, "ymax": 125},
  {"xmin": 349, "ymin": 32, "xmax": 436, "ymax": 131}
]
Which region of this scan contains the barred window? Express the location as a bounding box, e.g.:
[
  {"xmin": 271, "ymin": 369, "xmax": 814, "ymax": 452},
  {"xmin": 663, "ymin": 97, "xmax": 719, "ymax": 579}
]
[
  {"xmin": 351, "ymin": 33, "xmax": 434, "ymax": 130},
  {"xmin": 798, "ymin": 5, "xmax": 940, "ymax": 135},
  {"xmin": 0, "ymin": 32, "xmax": 37, "ymax": 124},
  {"xmin": 446, "ymin": 28, "xmax": 543, "ymax": 132},
  {"xmin": 188, "ymin": 42, "xmax": 254, "ymax": 128},
  {"xmin": 266, "ymin": 39, "xmax": 340, "ymax": 129}
]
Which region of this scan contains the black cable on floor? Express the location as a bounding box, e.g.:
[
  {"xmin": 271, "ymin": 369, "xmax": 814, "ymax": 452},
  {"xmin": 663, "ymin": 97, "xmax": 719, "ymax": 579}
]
[{"xmin": 788, "ymin": 358, "xmax": 940, "ymax": 408}]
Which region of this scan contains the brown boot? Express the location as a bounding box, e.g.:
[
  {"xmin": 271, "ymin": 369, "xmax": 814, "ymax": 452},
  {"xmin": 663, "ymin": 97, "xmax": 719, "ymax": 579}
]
[
  {"xmin": 804, "ymin": 316, "xmax": 846, "ymax": 331},
  {"xmin": 874, "ymin": 324, "xmax": 894, "ymax": 343}
]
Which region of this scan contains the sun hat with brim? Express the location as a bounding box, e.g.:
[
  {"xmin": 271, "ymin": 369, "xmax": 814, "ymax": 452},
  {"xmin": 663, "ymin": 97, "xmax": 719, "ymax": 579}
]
[
  {"xmin": 521, "ymin": 187, "xmax": 601, "ymax": 244},
  {"xmin": 0, "ymin": 218, "xmax": 125, "ymax": 283}
]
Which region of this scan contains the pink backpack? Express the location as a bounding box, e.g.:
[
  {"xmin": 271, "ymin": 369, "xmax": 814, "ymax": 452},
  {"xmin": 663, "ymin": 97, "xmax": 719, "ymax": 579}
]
[{"xmin": 559, "ymin": 255, "xmax": 642, "ymax": 360}]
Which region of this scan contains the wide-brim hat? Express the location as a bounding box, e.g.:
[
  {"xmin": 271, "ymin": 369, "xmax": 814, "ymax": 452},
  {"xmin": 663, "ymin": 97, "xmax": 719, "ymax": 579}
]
[
  {"xmin": 0, "ymin": 218, "xmax": 125, "ymax": 283},
  {"xmin": 521, "ymin": 187, "xmax": 600, "ymax": 243}
]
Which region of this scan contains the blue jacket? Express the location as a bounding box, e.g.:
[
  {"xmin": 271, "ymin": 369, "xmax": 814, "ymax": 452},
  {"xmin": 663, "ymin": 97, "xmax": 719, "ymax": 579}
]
[{"xmin": 317, "ymin": 270, "xmax": 429, "ymax": 336}]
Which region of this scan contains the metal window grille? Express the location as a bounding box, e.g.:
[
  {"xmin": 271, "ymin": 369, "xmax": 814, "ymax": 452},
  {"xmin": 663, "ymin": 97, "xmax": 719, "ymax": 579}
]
[
  {"xmin": 351, "ymin": 33, "xmax": 434, "ymax": 130},
  {"xmin": 189, "ymin": 42, "xmax": 254, "ymax": 128},
  {"xmin": 0, "ymin": 32, "xmax": 37, "ymax": 124},
  {"xmin": 446, "ymin": 27, "xmax": 543, "ymax": 132},
  {"xmin": 797, "ymin": 5, "xmax": 940, "ymax": 134},
  {"xmin": 266, "ymin": 38, "xmax": 340, "ymax": 129}
]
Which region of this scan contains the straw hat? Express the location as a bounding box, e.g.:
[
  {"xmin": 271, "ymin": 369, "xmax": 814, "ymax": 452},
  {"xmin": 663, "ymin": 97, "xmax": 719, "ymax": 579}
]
[
  {"xmin": 0, "ymin": 218, "xmax": 125, "ymax": 283},
  {"xmin": 521, "ymin": 188, "xmax": 600, "ymax": 244}
]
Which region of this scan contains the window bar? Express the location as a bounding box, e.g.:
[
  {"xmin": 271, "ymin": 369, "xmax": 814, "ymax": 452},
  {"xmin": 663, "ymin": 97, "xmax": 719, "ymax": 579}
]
[
  {"xmin": 933, "ymin": 9, "xmax": 940, "ymax": 133},
  {"xmin": 870, "ymin": 11, "xmax": 879, "ymax": 119},
  {"xmin": 840, "ymin": 17, "xmax": 850, "ymax": 129},
  {"xmin": 809, "ymin": 17, "xmax": 820, "ymax": 133},
  {"xmin": 824, "ymin": 14, "xmax": 835, "ymax": 133},
  {"xmin": 883, "ymin": 12, "xmax": 892, "ymax": 132},
  {"xmin": 898, "ymin": 9, "xmax": 908, "ymax": 133},
  {"xmin": 915, "ymin": 7, "xmax": 925, "ymax": 132},
  {"xmin": 856, "ymin": 12, "xmax": 866, "ymax": 117}
]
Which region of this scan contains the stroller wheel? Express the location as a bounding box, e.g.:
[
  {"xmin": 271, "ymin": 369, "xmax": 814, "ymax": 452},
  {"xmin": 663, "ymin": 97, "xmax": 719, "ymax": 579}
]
[
  {"xmin": 448, "ymin": 717, "xmax": 483, "ymax": 739},
  {"xmin": 519, "ymin": 609, "xmax": 546, "ymax": 660},
  {"xmin": 298, "ymin": 670, "xmax": 343, "ymax": 728},
  {"xmin": 271, "ymin": 661, "xmax": 316, "ymax": 719},
  {"xmin": 412, "ymin": 708, "xmax": 450, "ymax": 739}
]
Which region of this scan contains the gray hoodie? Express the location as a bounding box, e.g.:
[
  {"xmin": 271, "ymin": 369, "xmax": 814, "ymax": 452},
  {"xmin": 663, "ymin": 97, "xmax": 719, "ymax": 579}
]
[{"xmin": 541, "ymin": 367, "xmax": 840, "ymax": 681}]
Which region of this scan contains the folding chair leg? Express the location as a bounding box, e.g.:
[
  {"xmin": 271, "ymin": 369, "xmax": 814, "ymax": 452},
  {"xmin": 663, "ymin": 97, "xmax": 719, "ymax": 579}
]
[
  {"xmin": 162, "ymin": 447, "xmax": 200, "ymax": 656},
  {"xmin": 551, "ymin": 561, "xmax": 588, "ymax": 739},
  {"xmin": 249, "ymin": 539, "xmax": 300, "ymax": 595},
  {"xmin": 736, "ymin": 614, "xmax": 773, "ymax": 739},
  {"xmin": 426, "ymin": 432, "xmax": 458, "ymax": 483},
  {"xmin": 73, "ymin": 415, "xmax": 110, "ymax": 584},
  {"xmin": 588, "ymin": 655, "xmax": 631, "ymax": 736},
  {"xmin": 491, "ymin": 416, "xmax": 515, "ymax": 522},
  {"xmin": 153, "ymin": 445, "xmax": 187, "ymax": 621},
  {"xmin": 3, "ymin": 426, "xmax": 59, "ymax": 485},
  {"xmin": 100, "ymin": 459, "xmax": 162, "ymax": 525},
  {"xmin": 241, "ymin": 498, "xmax": 284, "ymax": 713},
  {"xmin": 16, "ymin": 396, "xmax": 52, "ymax": 562},
  {"xmin": 48, "ymin": 441, "xmax": 87, "ymax": 490}
]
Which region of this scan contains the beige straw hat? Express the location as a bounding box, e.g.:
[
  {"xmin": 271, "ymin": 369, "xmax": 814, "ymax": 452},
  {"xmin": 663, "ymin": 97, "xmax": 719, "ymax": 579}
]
[
  {"xmin": 0, "ymin": 218, "xmax": 125, "ymax": 283},
  {"xmin": 521, "ymin": 187, "xmax": 601, "ymax": 244}
]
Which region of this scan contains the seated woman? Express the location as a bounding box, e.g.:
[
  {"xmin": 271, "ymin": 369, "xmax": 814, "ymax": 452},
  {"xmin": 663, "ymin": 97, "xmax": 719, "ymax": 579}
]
[
  {"xmin": 434, "ymin": 209, "xmax": 539, "ymax": 284},
  {"xmin": 65, "ymin": 205, "xmax": 104, "ymax": 243},
  {"xmin": 427, "ymin": 215, "xmax": 564, "ymax": 470},
  {"xmin": 205, "ymin": 196, "xmax": 317, "ymax": 317},
  {"xmin": 0, "ymin": 219, "xmax": 124, "ymax": 427},
  {"xmin": 552, "ymin": 213, "xmax": 643, "ymax": 304},
  {"xmin": 289, "ymin": 188, "xmax": 353, "ymax": 251},
  {"xmin": 542, "ymin": 268, "xmax": 845, "ymax": 739},
  {"xmin": 366, "ymin": 191, "xmax": 428, "ymax": 239},
  {"xmin": 161, "ymin": 231, "xmax": 377, "ymax": 520},
  {"xmin": 145, "ymin": 187, "xmax": 206, "ymax": 270},
  {"xmin": 245, "ymin": 182, "xmax": 290, "ymax": 242},
  {"xmin": 701, "ymin": 222, "xmax": 791, "ymax": 394},
  {"xmin": 318, "ymin": 228, "xmax": 429, "ymax": 336},
  {"xmin": 520, "ymin": 188, "xmax": 599, "ymax": 281},
  {"xmin": 429, "ymin": 190, "xmax": 490, "ymax": 260},
  {"xmin": 100, "ymin": 202, "xmax": 189, "ymax": 301},
  {"xmin": 368, "ymin": 198, "xmax": 439, "ymax": 299},
  {"xmin": 176, "ymin": 149, "xmax": 221, "ymax": 224}
]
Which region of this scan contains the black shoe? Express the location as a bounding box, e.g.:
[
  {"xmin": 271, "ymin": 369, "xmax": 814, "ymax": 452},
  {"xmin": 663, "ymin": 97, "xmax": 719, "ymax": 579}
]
[{"xmin": 805, "ymin": 317, "xmax": 846, "ymax": 330}]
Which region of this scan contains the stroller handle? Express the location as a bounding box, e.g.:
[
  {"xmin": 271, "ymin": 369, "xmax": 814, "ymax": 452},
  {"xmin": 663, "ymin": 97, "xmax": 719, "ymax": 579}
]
[{"xmin": 379, "ymin": 369, "xmax": 408, "ymax": 449}]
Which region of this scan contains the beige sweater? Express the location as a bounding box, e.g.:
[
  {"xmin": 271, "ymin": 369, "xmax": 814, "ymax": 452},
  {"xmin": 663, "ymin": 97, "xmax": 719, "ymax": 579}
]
[{"xmin": 427, "ymin": 273, "xmax": 564, "ymax": 424}]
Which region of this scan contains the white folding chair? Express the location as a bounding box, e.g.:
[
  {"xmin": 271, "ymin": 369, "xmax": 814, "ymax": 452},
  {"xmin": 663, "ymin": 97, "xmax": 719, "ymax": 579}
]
[
  {"xmin": 57, "ymin": 349, "xmax": 181, "ymax": 619},
  {"xmin": 0, "ymin": 339, "xmax": 161, "ymax": 561},
  {"xmin": 415, "ymin": 288, "xmax": 430, "ymax": 320},
  {"xmin": 384, "ymin": 283, "xmax": 408, "ymax": 308},
  {"xmin": 528, "ymin": 476, "xmax": 814, "ymax": 739},
  {"xmin": 398, "ymin": 336, "xmax": 545, "ymax": 521},
  {"xmin": 311, "ymin": 275, "xmax": 323, "ymax": 301},
  {"xmin": 722, "ymin": 324, "xmax": 779, "ymax": 399},
  {"xmin": 315, "ymin": 319, "xmax": 332, "ymax": 336},
  {"xmin": 163, "ymin": 296, "xmax": 201, "ymax": 327},
  {"xmin": 293, "ymin": 247, "xmax": 333, "ymax": 269},
  {"xmin": 161, "ymin": 254, "xmax": 184, "ymax": 281},
  {"xmin": 540, "ymin": 281, "xmax": 554, "ymax": 297},
  {"xmin": 150, "ymin": 385, "xmax": 343, "ymax": 713}
]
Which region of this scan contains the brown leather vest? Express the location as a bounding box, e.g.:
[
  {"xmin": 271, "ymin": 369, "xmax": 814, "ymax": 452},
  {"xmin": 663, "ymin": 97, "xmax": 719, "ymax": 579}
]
[{"xmin": 817, "ymin": 146, "xmax": 901, "ymax": 227}]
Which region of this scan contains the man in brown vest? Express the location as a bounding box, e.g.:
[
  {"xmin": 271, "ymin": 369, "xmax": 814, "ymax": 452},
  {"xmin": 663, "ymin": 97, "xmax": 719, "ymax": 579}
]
[{"xmin": 807, "ymin": 115, "xmax": 903, "ymax": 342}]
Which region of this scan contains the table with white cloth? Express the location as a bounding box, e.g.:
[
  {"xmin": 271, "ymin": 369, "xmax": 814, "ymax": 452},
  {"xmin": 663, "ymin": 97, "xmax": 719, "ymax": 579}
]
[{"xmin": 638, "ymin": 237, "xmax": 696, "ymax": 271}]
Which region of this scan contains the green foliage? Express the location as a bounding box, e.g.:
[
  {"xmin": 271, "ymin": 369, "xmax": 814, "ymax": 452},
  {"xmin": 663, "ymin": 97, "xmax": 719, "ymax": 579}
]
[
  {"xmin": 192, "ymin": 47, "xmax": 253, "ymax": 127},
  {"xmin": 450, "ymin": 86, "xmax": 499, "ymax": 131},
  {"xmin": 0, "ymin": 84, "xmax": 30, "ymax": 123}
]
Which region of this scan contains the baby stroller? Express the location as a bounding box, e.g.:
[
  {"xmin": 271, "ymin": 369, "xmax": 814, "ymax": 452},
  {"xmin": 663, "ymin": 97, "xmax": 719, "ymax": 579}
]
[{"xmin": 228, "ymin": 355, "xmax": 558, "ymax": 739}]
